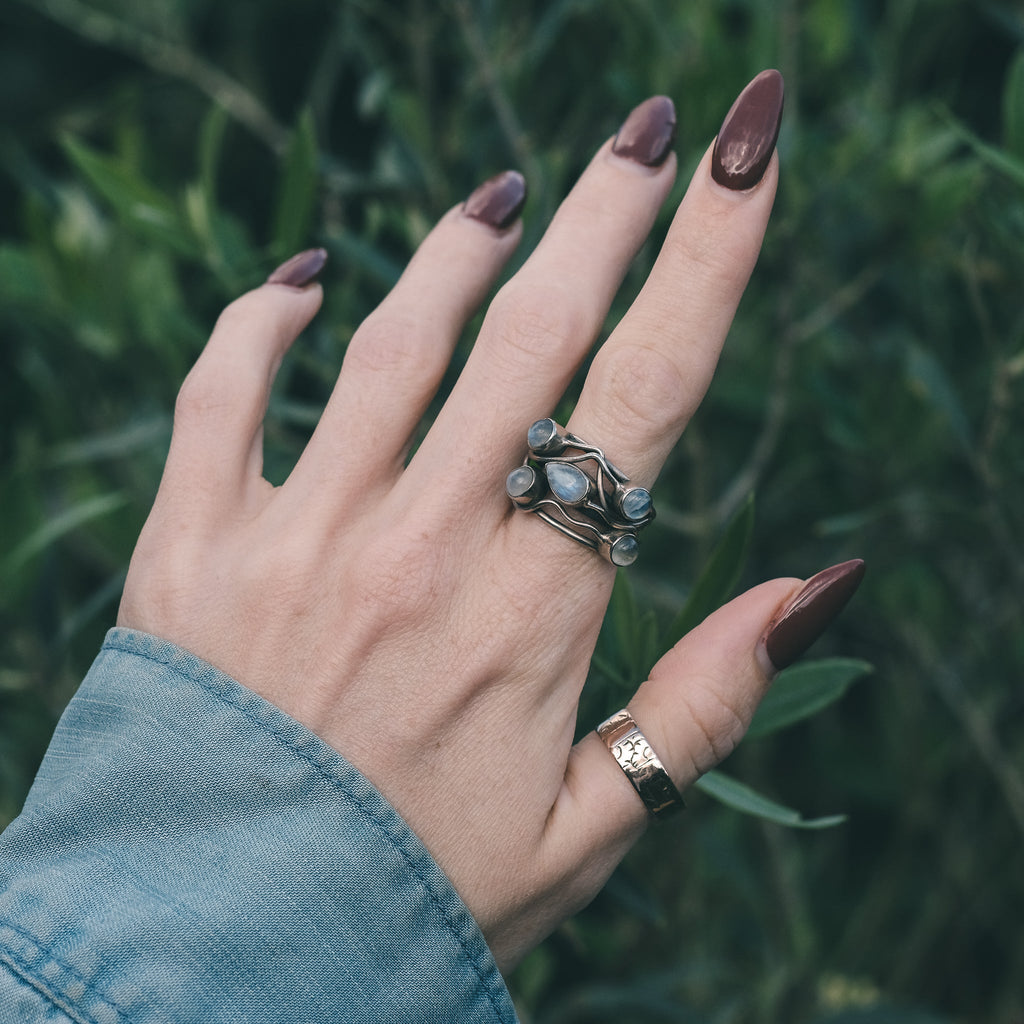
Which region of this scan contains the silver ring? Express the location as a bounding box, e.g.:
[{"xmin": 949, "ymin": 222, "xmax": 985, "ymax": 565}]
[
  {"xmin": 597, "ymin": 708, "xmax": 684, "ymax": 819},
  {"xmin": 505, "ymin": 418, "xmax": 655, "ymax": 566}
]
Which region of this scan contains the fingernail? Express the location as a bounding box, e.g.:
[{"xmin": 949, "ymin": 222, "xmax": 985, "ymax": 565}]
[
  {"xmin": 711, "ymin": 69, "xmax": 785, "ymax": 191},
  {"xmin": 463, "ymin": 170, "xmax": 527, "ymax": 229},
  {"xmin": 612, "ymin": 95, "xmax": 677, "ymax": 167},
  {"xmin": 760, "ymin": 559, "xmax": 866, "ymax": 673},
  {"xmin": 266, "ymin": 247, "xmax": 329, "ymax": 288}
]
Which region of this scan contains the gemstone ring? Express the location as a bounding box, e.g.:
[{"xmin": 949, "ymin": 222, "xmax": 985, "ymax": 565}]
[{"xmin": 505, "ymin": 418, "xmax": 655, "ymax": 567}]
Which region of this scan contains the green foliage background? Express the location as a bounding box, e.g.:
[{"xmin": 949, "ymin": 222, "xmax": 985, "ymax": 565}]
[{"xmin": 2, "ymin": 0, "xmax": 1022, "ymax": 1020}]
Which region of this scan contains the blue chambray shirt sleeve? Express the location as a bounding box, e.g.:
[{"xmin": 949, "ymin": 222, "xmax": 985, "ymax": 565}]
[{"xmin": 0, "ymin": 628, "xmax": 519, "ymax": 1024}]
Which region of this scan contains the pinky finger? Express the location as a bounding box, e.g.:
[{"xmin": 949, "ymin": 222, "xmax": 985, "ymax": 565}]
[{"xmin": 160, "ymin": 250, "xmax": 327, "ymax": 510}]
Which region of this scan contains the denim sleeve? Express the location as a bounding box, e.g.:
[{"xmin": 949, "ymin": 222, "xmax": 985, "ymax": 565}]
[{"xmin": 0, "ymin": 629, "xmax": 518, "ymax": 1024}]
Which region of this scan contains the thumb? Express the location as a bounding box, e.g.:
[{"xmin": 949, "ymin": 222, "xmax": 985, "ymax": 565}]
[{"xmin": 547, "ymin": 560, "xmax": 865, "ymax": 899}]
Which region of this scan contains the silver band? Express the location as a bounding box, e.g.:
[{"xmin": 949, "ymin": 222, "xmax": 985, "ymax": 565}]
[
  {"xmin": 506, "ymin": 418, "xmax": 655, "ymax": 566},
  {"xmin": 597, "ymin": 709, "xmax": 684, "ymax": 819}
]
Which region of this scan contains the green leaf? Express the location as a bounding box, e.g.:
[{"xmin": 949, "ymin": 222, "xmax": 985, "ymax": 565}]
[
  {"xmin": 48, "ymin": 417, "xmax": 170, "ymax": 467},
  {"xmin": 594, "ymin": 570, "xmax": 660, "ymax": 689},
  {"xmin": 943, "ymin": 113, "xmax": 1024, "ymax": 189},
  {"xmin": 695, "ymin": 770, "xmax": 846, "ymax": 829},
  {"xmin": 330, "ymin": 231, "xmax": 404, "ymax": 287},
  {"xmin": 188, "ymin": 103, "xmax": 252, "ymax": 286},
  {"xmin": 746, "ymin": 658, "xmax": 874, "ymax": 739},
  {"xmin": 0, "ymin": 244, "xmax": 47, "ymax": 305},
  {"xmin": 809, "ymin": 1009, "xmax": 951, "ymax": 1024},
  {"xmin": 4, "ymin": 492, "xmax": 129, "ymax": 572},
  {"xmin": 607, "ymin": 568, "xmax": 638, "ymax": 659},
  {"xmin": 661, "ymin": 492, "xmax": 755, "ymax": 650},
  {"xmin": 62, "ymin": 138, "xmax": 196, "ymax": 256},
  {"xmin": 272, "ymin": 109, "xmax": 319, "ymax": 259},
  {"xmin": 198, "ymin": 103, "xmax": 229, "ymax": 206},
  {"xmin": 1004, "ymin": 49, "xmax": 1024, "ymax": 160},
  {"xmin": 905, "ymin": 343, "xmax": 974, "ymax": 451}
]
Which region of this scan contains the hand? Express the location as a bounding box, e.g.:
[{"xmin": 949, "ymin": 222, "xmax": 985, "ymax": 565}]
[{"xmin": 118, "ymin": 70, "xmax": 861, "ymax": 969}]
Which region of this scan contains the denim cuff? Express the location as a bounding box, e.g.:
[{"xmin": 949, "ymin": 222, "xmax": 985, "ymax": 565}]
[{"xmin": 0, "ymin": 628, "xmax": 517, "ymax": 1023}]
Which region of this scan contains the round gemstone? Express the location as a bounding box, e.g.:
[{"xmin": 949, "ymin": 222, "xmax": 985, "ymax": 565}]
[
  {"xmin": 620, "ymin": 486, "xmax": 653, "ymax": 522},
  {"xmin": 506, "ymin": 465, "xmax": 537, "ymax": 501},
  {"xmin": 527, "ymin": 418, "xmax": 559, "ymax": 453},
  {"xmin": 545, "ymin": 462, "xmax": 590, "ymax": 504},
  {"xmin": 609, "ymin": 534, "xmax": 639, "ymax": 567}
]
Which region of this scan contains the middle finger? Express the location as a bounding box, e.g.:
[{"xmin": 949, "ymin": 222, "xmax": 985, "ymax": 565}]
[{"xmin": 409, "ymin": 96, "xmax": 679, "ymax": 495}]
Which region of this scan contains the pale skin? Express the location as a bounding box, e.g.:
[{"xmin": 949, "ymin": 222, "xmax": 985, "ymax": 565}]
[{"xmin": 118, "ymin": 133, "xmax": 800, "ymax": 970}]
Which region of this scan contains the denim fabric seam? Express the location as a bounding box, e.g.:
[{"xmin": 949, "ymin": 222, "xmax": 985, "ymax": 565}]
[
  {"xmin": 101, "ymin": 634, "xmax": 510, "ymax": 1022},
  {"xmin": 1, "ymin": 922, "xmax": 127, "ymax": 1024}
]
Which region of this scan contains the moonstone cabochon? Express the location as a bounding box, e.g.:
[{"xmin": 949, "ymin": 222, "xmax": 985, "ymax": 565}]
[
  {"xmin": 545, "ymin": 462, "xmax": 590, "ymax": 504},
  {"xmin": 620, "ymin": 487, "xmax": 653, "ymax": 522},
  {"xmin": 506, "ymin": 465, "xmax": 537, "ymax": 499},
  {"xmin": 610, "ymin": 535, "xmax": 640, "ymax": 567},
  {"xmin": 527, "ymin": 418, "xmax": 559, "ymax": 452}
]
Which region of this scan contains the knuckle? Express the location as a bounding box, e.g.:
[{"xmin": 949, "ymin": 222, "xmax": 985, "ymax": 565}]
[
  {"xmin": 173, "ymin": 366, "xmax": 233, "ymax": 423},
  {"xmin": 212, "ymin": 293, "xmax": 252, "ymax": 334},
  {"xmin": 673, "ymin": 676, "xmax": 749, "ymax": 775},
  {"xmin": 344, "ymin": 314, "xmax": 439, "ymax": 380},
  {"xmin": 484, "ymin": 280, "xmax": 593, "ymax": 365},
  {"xmin": 665, "ymin": 213, "xmax": 739, "ymax": 282},
  {"xmin": 208, "ymin": 291, "xmax": 284, "ymax": 351},
  {"xmin": 589, "ymin": 341, "xmax": 689, "ymax": 436}
]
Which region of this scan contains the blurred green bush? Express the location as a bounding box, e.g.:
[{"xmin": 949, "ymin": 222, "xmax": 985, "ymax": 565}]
[{"xmin": 2, "ymin": 0, "xmax": 1023, "ymax": 1021}]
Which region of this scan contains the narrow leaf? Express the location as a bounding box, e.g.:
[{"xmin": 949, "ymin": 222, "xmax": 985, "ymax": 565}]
[
  {"xmin": 594, "ymin": 570, "xmax": 658, "ymax": 688},
  {"xmin": 1004, "ymin": 49, "xmax": 1024, "ymax": 160},
  {"xmin": 330, "ymin": 231, "xmax": 404, "ymax": 287},
  {"xmin": 0, "ymin": 244, "xmax": 47, "ymax": 305},
  {"xmin": 199, "ymin": 103, "xmax": 229, "ymax": 206},
  {"xmin": 62, "ymin": 138, "xmax": 196, "ymax": 256},
  {"xmin": 906, "ymin": 343, "xmax": 974, "ymax": 451},
  {"xmin": 5, "ymin": 492, "xmax": 128, "ymax": 572},
  {"xmin": 607, "ymin": 568, "xmax": 638, "ymax": 664},
  {"xmin": 809, "ymin": 1008, "xmax": 951, "ymax": 1024},
  {"xmin": 695, "ymin": 770, "xmax": 846, "ymax": 829},
  {"xmin": 943, "ymin": 114, "xmax": 1024, "ymax": 189},
  {"xmin": 49, "ymin": 417, "xmax": 170, "ymax": 466},
  {"xmin": 661, "ymin": 492, "xmax": 755, "ymax": 650},
  {"xmin": 272, "ymin": 109, "xmax": 318, "ymax": 259},
  {"xmin": 746, "ymin": 658, "xmax": 873, "ymax": 739}
]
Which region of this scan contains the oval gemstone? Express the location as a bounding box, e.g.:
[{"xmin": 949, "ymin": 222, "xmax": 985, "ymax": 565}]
[
  {"xmin": 620, "ymin": 487, "xmax": 653, "ymax": 522},
  {"xmin": 545, "ymin": 462, "xmax": 589, "ymax": 504},
  {"xmin": 609, "ymin": 534, "xmax": 639, "ymax": 567},
  {"xmin": 506, "ymin": 465, "xmax": 537, "ymax": 500},
  {"xmin": 527, "ymin": 418, "xmax": 559, "ymax": 453}
]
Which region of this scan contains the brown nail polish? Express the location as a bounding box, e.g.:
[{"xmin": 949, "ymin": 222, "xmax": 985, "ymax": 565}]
[
  {"xmin": 761, "ymin": 559, "xmax": 865, "ymax": 672},
  {"xmin": 612, "ymin": 95, "xmax": 677, "ymax": 167},
  {"xmin": 266, "ymin": 248, "xmax": 328, "ymax": 288},
  {"xmin": 463, "ymin": 170, "xmax": 527, "ymax": 230},
  {"xmin": 711, "ymin": 69, "xmax": 785, "ymax": 191}
]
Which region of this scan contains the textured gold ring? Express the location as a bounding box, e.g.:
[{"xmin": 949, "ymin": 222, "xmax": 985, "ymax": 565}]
[{"xmin": 597, "ymin": 708, "xmax": 684, "ymax": 819}]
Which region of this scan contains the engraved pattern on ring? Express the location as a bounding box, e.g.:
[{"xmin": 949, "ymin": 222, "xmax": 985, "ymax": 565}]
[{"xmin": 598, "ymin": 709, "xmax": 684, "ymax": 819}]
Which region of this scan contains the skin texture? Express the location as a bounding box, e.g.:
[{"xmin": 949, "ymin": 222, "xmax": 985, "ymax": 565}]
[{"xmin": 117, "ymin": 78, "xmax": 855, "ymax": 971}]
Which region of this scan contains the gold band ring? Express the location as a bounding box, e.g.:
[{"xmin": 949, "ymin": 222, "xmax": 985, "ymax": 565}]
[{"xmin": 597, "ymin": 708, "xmax": 685, "ymax": 819}]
